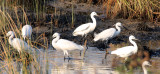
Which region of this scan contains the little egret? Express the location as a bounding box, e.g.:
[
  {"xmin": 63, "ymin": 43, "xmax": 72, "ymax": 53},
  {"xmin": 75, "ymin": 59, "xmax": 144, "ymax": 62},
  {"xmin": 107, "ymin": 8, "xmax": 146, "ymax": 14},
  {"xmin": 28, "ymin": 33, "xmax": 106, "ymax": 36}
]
[
  {"xmin": 22, "ymin": 24, "xmax": 32, "ymax": 40},
  {"xmin": 142, "ymin": 61, "xmax": 151, "ymax": 74},
  {"xmin": 93, "ymin": 22, "xmax": 122, "ymax": 42},
  {"xmin": 7, "ymin": 31, "xmax": 30, "ymax": 54},
  {"xmin": 111, "ymin": 35, "xmax": 138, "ymax": 61},
  {"xmin": 52, "ymin": 32, "xmax": 85, "ymax": 59},
  {"xmin": 73, "ymin": 12, "xmax": 98, "ymax": 37}
]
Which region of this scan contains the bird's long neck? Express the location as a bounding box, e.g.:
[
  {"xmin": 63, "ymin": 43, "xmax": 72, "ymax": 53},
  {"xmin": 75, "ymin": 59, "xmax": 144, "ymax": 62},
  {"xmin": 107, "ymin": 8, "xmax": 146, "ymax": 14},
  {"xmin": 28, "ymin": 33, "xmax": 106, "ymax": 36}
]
[
  {"xmin": 115, "ymin": 25, "xmax": 121, "ymax": 32},
  {"xmin": 142, "ymin": 65, "xmax": 148, "ymax": 74},
  {"xmin": 91, "ymin": 15, "xmax": 96, "ymax": 25},
  {"xmin": 8, "ymin": 34, "xmax": 14, "ymax": 46},
  {"xmin": 52, "ymin": 36, "xmax": 60, "ymax": 44},
  {"xmin": 129, "ymin": 38, "xmax": 138, "ymax": 53}
]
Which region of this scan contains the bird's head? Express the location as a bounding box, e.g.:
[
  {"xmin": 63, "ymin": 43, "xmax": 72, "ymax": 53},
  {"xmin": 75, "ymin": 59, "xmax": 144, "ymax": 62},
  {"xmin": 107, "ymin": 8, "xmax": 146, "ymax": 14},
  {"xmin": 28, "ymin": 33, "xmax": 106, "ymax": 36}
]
[
  {"xmin": 6, "ymin": 31, "xmax": 14, "ymax": 37},
  {"xmin": 91, "ymin": 12, "xmax": 98, "ymax": 16},
  {"xmin": 143, "ymin": 61, "xmax": 152, "ymax": 67},
  {"xmin": 113, "ymin": 22, "xmax": 122, "ymax": 27},
  {"xmin": 52, "ymin": 32, "xmax": 60, "ymax": 38},
  {"xmin": 129, "ymin": 35, "xmax": 139, "ymax": 41},
  {"xmin": 113, "ymin": 22, "xmax": 128, "ymax": 30}
]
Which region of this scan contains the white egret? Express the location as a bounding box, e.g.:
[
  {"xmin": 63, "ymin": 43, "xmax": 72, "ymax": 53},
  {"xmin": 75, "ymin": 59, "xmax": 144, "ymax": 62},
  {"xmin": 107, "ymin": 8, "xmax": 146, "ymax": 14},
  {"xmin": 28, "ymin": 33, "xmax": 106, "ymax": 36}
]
[
  {"xmin": 73, "ymin": 12, "xmax": 98, "ymax": 37},
  {"xmin": 22, "ymin": 24, "xmax": 32, "ymax": 40},
  {"xmin": 93, "ymin": 22, "xmax": 122, "ymax": 42},
  {"xmin": 52, "ymin": 32, "xmax": 85, "ymax": 58},
  {"xmin": 111, "ymin": 35, "xmax": 138, "ymax": 61},
  {"xmin": 142, "ymin": 61, "xmax": 151, "ymax": 74},
  {"xmin": 6, "ymin": 31, "xmax": 30, "ymax": 54}
]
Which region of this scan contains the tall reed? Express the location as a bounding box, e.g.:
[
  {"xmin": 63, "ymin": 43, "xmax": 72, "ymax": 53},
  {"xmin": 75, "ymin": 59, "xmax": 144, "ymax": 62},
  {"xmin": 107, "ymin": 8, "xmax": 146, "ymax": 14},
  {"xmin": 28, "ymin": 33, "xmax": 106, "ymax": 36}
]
[
  {"xmin": 102, "ymin": 0, "xmax": 160, "ymax": 21},
  {"xmin": 0, "ymin": 3, "xmax": 52, "ymax": 73}
]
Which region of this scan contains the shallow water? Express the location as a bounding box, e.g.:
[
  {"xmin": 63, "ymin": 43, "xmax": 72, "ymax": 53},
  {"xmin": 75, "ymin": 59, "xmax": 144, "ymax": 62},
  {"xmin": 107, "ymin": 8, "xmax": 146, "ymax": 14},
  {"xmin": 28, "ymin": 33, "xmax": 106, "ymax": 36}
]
[
  {"xmin": 39, "ymin": 47, "xmax": 118, "ymax": 74},
  {"xmin": 0, "ymin": 47, "xmax": 159, "ymax": 74}
]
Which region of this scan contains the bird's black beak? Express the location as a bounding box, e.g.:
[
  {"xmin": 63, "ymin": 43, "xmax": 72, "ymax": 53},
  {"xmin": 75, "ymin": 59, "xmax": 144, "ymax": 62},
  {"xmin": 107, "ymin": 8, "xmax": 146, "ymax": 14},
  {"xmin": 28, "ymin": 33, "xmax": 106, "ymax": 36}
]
[
  {"xmin": 146, "ymin": 64, "xmax": 152, "ymax": 67},
  {"xmin": 122, "ymin": 26, "xmax": 128, "ymax": 30},
  {"xmin": 133, "ymin": 38, "xmax": 140, "ymax": 42},
  {"xmin": 97, "ymin": 14, "xmax": 106, "ymax": 21}
]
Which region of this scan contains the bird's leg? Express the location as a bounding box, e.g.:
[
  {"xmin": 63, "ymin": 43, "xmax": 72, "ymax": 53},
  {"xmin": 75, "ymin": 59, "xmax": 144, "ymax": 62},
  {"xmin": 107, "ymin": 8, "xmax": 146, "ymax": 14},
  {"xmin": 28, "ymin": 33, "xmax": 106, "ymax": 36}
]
[
  {"xmin": 81, "ymin": 40, "xmax": 87, "ymax": 59},
  {"xmin": 124, "ymin": 57, "xmax": 129, "ymax": 71},
  {"xmin": 80, "ymin": 50, "xmax": 82, "ymax": 56},
  {"xmin": 104, "ymin": 49, "xmax": 108, "ymax": 59},
  {"xmin": 64, "ymin": 50, "xmax": 72, "ymax": 60},
  {"xmin": 105, "ymin": 40, "xmax": 108, "ymax": 48},
  {"xmin": 65, "ymin": 51, "xmax": 69, "ymax": 58},
  {"xmin": 105, "ymin": 41, "xmax": 108, "ymax": 48},
  {"xmin": 82, "ymin": 34, "xmax": 87, "ymax": 44},
  {"xmin": 125, "ymin": 58, "xmax": 127, "ymax": 61},
  {"xmin": 84, "ymin": 34, "xmax": 87, "ymax": 38},
  {"xmin": 124, "ymin": 57, "xmax": 128, "ymax": 63},
  {"xmin": 68, "ymin": 56, "xmax": 71, "ymax": 60},
  {"xmin": 63, "ymin": 51, "xmax": 66, "ymax": 60}
]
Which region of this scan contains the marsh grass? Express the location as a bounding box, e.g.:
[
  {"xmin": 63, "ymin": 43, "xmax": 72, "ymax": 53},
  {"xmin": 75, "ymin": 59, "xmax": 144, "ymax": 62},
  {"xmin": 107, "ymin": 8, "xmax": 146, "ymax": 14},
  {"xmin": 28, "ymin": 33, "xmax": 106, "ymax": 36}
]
[
  {"xmin": 0, "ymin": 4, "xmax": 54, "ymax": 73},
  {"xmin": 103, "ymin": 0, "xmax": 160, "ymax": 21},
  {"xmin": 61, "ymin": 0, "xmax": 160, "ymax": 21}
]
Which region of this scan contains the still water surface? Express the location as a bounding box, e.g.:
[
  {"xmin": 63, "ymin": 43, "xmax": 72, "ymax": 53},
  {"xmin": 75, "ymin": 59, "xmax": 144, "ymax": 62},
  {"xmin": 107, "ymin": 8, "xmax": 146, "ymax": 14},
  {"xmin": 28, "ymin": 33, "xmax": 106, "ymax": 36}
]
[{"xmin": 1, "ymin": 47, "xmax": 159, "ymax": 74}]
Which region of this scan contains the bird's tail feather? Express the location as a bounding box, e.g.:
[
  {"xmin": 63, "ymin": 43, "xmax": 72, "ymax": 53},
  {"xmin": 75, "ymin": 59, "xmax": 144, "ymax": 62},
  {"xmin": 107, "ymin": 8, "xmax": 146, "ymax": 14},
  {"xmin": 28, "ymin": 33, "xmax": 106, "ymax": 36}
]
[
  {"xmin": 73, "ymin": 32, "xmax": 77, "ymax": 36},
  {"xmin": 111, "ymin": 51, "xmax": 116, "ymax": 54}
]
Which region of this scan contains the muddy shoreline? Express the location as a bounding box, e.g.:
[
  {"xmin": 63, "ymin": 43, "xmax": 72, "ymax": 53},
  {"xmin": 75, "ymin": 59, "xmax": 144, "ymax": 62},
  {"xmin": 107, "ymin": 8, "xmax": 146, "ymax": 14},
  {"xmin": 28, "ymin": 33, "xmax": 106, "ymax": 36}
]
[
  {"xmin": 28, "ymin": 1, "xmax": 160, "ymax": 49},
  {"xmin": 1, "ymin": 0, "xmax": 160, "ymax": 50},
  {"xmin": 31, "ymin": 13, "xmax": 160, "ymax": 49}
]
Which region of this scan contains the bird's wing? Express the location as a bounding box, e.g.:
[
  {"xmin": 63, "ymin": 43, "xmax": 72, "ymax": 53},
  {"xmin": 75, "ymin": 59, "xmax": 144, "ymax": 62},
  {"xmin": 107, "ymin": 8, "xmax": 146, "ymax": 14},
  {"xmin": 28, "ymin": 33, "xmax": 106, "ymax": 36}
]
[
  {"xmin": 111, "ymin": 46, "xmax": 134, "ymax": 56},
  {"xmin": 12, "ymin": 38, "xmax": 29, "ymax": 50},
  {"xmin": 96, "ymin": 28, "xmax": 116, "ymax": 39},
  {"xmin": 73, "ymin": 23, "xmax": 91, "ymax": 32},
  {"xmin": 56, "ymin": 39, "xmax": 81, "ymax": 50},
  {"xmin": 102, "ymin": 28, "xmax": 116, "ymax": 37}
]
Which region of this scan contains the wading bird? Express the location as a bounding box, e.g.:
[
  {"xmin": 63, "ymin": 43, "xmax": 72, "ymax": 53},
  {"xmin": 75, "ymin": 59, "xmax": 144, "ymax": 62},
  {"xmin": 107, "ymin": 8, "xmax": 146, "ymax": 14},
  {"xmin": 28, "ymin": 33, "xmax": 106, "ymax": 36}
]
[
  {"xmin": 52, "ymin": 32, "xmax": 85, "ymax": 59},
  {"xmin": 22, "ymin": 24, "xmax": 32, "ymax": 40},
  {"xmin": 73, "ymin": 12, "xmax": 98, "ymax": 37},
  {"xmin": 7, "ymin": 31, "xmax": 30, "ymax": 54},
  {"xmin": 93, "ymin": 22, "xmax": 122, "ymax": 43},
  {"xmin": 111, "ymin": 35, "xmax": 138, "ymax": 61}
]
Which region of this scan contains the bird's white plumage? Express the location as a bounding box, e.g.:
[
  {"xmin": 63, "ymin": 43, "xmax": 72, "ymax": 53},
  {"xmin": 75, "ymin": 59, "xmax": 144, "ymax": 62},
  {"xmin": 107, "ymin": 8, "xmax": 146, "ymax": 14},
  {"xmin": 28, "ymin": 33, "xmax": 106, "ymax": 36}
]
[
  {"xmin": 22, "ymin": 24, "xmax": 32, "ymax": 40},
  {"xmin": 94, "ymin": 28, "xmax": 116, "ymax": 42},
  {"xmin": 93, "ymin": 22, "xmax": 122, "ymax": 42},
  {"xmin": 111, "ymin": 35, "xmax": 138, "ymax": 60},
  {"xmin": 52, "ymin": 32, "xmax": 84, "ymax": 56},
  {"xmin": 111, "ymin": 46, "xmax": 135, "ymax": 57},
  {"xmin": 73, "ymin": 12, "xmax": 98, "ymax": 37},
  {"xmin": 142, "ymin": 61, "xmax": 151, "ymax": 74},
  {"xmin": 7, "ymin": 31, "xmax": 30, "ymax": 53}
]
